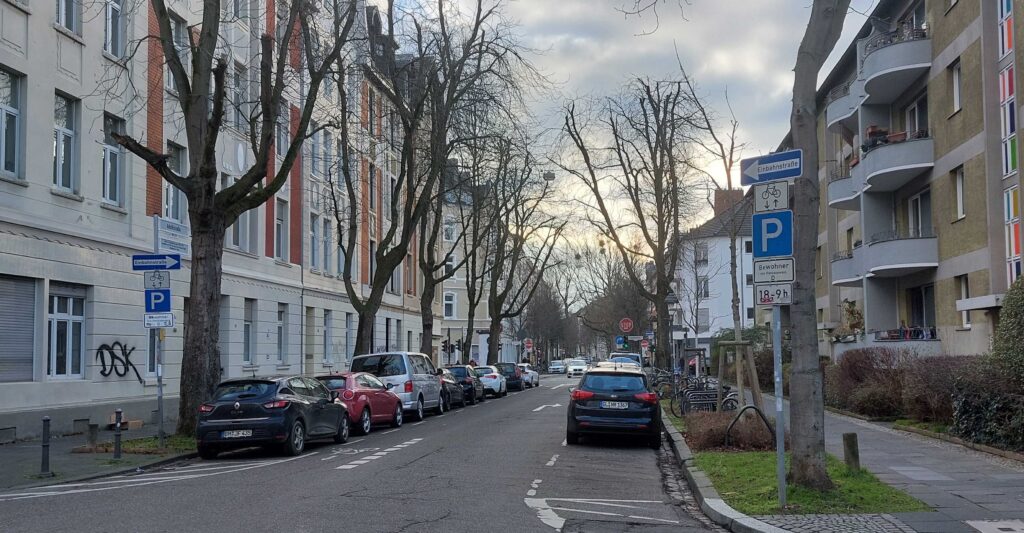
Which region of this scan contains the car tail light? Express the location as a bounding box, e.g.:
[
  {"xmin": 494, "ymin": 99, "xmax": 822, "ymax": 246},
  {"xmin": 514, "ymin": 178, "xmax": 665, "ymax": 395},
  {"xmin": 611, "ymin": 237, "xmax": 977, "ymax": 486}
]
[
  {"xmin": 341, "ymin": 390, "xmax": 355, "ymax": 401},
  {"xmin": 404, "ymin": 380, "xmax": 413, "ymax": 393},
  {"xmin": 570, "ymin": 390, "xmax": 595, "ymax": 401},
  {"xmin": 486, "ymin": 374, "xmax": 498, "ymax": 380},
  {"xmin": 198, "ymin": 403, "xmax": 215, "ymax": 413},
  {"xmin": 263, "ymin": 400, "xmax": 290, "ymax": 409},
  {"xmin": 634, "ymin": 392, "xmax": 658, "ymax": 404}
]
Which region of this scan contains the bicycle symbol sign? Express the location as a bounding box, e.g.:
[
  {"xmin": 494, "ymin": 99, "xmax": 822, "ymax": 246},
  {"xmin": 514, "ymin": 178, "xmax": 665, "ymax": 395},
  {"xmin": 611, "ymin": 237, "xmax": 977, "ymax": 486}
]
[{"xmin": 754, "ymin": 181, "xmax": 789, "ymax": 213}]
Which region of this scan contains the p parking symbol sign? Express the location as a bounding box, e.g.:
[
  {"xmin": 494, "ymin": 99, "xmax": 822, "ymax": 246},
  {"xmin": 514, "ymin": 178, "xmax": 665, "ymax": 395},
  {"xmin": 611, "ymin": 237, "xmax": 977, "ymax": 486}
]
[
  {"xmin": 145, "ymin": 289, "xmax": 171, "ymax": 313},
  {"xmin": 752, "ymin": 210, "xmax": 794, "ymax": 259}
]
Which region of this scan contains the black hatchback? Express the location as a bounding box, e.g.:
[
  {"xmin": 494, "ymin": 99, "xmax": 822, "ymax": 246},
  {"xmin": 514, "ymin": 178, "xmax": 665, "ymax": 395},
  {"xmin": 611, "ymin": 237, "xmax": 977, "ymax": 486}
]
[
  {"xmin": 445, "ymin": 365, "xmax": 486, "ymax": 404},
  {"xmin": 495, "ymin": 362, "xmax": 524, "ymax": 391},
  {"xmin": 565, "ymin": 367, "xmax": 661, "ymax": 449},
  {"xmin": 196, "ymin": 377, "xmax": 349, "ymax": 459}
]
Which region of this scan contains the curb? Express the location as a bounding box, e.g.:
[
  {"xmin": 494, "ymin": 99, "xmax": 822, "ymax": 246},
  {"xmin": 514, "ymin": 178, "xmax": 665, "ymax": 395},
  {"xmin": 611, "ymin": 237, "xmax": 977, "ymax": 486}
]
[
  {"xmin": 892, "ymin": 424, "xmax": 1024, "ymax": 464},
  {"xmin": 661, "ymin": 407, "xmax": 789, "ymax": 533},
  {"xmin": 824, "ymin": 406, "xmax": 899, "ymax": 422},
  {"xmin": 5, "ymin": 451, "xmax": 197, "ymax": 491}
]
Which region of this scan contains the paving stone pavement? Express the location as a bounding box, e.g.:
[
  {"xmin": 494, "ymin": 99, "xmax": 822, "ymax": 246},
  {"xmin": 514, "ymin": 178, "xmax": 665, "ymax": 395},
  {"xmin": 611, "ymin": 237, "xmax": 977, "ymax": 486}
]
[{"xmin": 755, "ymin": 513, "xmax": 918, "ymax": 532}]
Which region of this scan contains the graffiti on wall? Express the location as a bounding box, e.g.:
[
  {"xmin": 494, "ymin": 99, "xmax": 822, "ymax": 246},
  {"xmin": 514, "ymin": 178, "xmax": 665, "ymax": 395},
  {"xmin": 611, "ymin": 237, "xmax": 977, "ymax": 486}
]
[{"xmin": 95, "ymin": 342, "xmax": 144, "ymax": 384}]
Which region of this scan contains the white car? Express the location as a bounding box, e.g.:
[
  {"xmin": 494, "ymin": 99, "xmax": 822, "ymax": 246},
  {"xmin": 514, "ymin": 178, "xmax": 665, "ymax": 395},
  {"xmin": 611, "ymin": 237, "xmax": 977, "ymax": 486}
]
[
  {"xmin": 548, "ymin": 360, "xmax": 566, "ymax": 374},
  {"xmin": 473, "ymin": 365, "xmax": 507, "ymax": 397},
  {"xmin": 517, "ymin": 363, "xmax": 540, "ymax": 388},
  {"xmin": 565, "ymin": 359, "xmax": 588, "ymax": 378}
]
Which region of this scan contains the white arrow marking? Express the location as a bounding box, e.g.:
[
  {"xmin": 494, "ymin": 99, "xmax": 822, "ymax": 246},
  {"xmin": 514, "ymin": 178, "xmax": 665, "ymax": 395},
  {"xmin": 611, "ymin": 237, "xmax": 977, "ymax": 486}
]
[{"xmin": 533, "ymin": 403, "xmax": 562, "ymax": 412}]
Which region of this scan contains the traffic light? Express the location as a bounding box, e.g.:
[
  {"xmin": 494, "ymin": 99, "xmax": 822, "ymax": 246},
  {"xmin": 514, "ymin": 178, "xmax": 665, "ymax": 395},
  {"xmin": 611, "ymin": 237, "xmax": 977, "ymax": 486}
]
[{"xmin": 442, "ymin": 340, "xmax": 451, "ymax": 354}]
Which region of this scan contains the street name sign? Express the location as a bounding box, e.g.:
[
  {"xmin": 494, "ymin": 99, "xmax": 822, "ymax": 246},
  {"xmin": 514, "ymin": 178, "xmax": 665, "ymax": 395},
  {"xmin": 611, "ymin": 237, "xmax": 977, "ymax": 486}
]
[
  {"xmin": 143, "ymin": 270, "xmax": 171, "ymax": 290},
  {"xmin": 754, "ymin": 258, "xmax": 795, "ymax": 283},
  {"xmin": 144, "ymin": 312, "xmax": 174, "ymax": 329},
  {"xmin": 740, "ymin": 149, "xmax": 803, "ymax": 186},
  {"xmin": 754, "ymin": 182, "xmax": 789, "ymax": 213},
  {"xmin": 155, "ymin": 216, "xmax": 191, "ymax": 258},
  {"xmin": 755, "ymin": 283, "xmax": 793, "ymax": 305},
  {"xmin": 752, "ymin": 211, "xmax": 794, "ymax": 259},
  {"xmin": 133, "ymin": 254, "xmax": 181, "ymax": 271}
]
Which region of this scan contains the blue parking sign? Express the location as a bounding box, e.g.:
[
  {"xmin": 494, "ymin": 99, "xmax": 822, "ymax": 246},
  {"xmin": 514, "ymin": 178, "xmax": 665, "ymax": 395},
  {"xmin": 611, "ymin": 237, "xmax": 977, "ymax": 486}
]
[
  {"xmin": 752, "ymin": 211, "xmax": 794, "ymax": 258},
  {"xmin": 145, "ymin": 289, "xmax": 172, "ymax": 313}
]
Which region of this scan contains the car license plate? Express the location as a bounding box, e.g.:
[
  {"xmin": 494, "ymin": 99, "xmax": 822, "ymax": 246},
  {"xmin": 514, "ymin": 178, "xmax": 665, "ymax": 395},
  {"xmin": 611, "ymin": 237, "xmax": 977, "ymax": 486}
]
[
  {"xmin": 221, "ymin": 429, "xmax": 252, "ymax": 438},
  {"xmin": 600, "ymin": 401, "xmax": 629, "ymax": 409}
]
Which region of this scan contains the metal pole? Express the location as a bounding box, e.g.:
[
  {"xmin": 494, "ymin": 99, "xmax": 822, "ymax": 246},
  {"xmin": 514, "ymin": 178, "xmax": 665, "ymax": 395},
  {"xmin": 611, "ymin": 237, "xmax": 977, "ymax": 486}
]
[
  {"xmin": 772, "ymin": 305, "xmax": 786, "ymax": 507},
  {"xmin": 40, "ymin": 416, "xmax": 53, "ymax": 477},
  {"xmin": 113, "ymin": 409, "xmax": 123, "ymax": 460},
  {"xmin": 157, "ymin": 328, "xmax": 166, "ymax": 449}
]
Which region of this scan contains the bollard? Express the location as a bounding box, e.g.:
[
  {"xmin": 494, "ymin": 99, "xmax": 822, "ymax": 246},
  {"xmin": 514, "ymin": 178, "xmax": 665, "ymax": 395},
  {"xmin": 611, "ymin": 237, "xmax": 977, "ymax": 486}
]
[
  {"xmin": 843, "ymin": 432, "xmax": 860, "ymax": 471},
  {"xmin": 87, "ymin": 424, "xmax": 99, "ymax": 448},
  {"xmin": 40, "ymin": 416, "xmax": 54, "ymax": 478},
  {"xmin": 113, "ymin": 409, "xmax": 123, "ymax": 460}
]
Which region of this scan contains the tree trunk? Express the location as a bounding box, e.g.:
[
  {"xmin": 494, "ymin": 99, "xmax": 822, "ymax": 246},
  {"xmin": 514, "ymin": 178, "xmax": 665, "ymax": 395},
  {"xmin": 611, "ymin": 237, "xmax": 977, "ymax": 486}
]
[
  {"xmin": 355, "ymin": 308, "xmax": 376, "ymax": 355},
  {"xmin": 176, "ymin": 219, "xmax": 226, "ymax": 436},
  {"xmin": 419, "ymin": 279, "xmax": 437, "ymax": 355},
  {"xmin": 486, "ymin": 317, "xmax": 502, "ymax": 365},
  {"xmin": 654, "ymin": 297, "xmax": 671, "ymax": 369}
]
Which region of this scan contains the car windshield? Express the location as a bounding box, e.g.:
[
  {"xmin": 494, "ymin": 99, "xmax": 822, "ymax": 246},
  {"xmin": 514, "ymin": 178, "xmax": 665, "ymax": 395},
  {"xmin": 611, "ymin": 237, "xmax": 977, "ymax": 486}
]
[
  {"xmin": 213, "ymin": 381, "xmax": 276, "ymax": 401},
  {"xmin": 473, "ymin": 367, "xmax": 494, "ymax": 376},
  {"xmin": 316, "ymin": 377, "xmax": 348, "ymax": 390},
  {"xmin": 581, "ymin": 374, "xmax": 646, "ymax": 392},
  {"xmin": 351, "ymin": 354, "xmax": 407, "ymax": 377},
  {"xmin": 447, "ymin": 367, "xmax": 468, "ymax": 378},
  {"xmin": 610, "ymin": 357, "xmax": 640, "ymax": 365},
  {"xmin": 569, "ymin": 360, "xmax": 585, "ymax": 365}
]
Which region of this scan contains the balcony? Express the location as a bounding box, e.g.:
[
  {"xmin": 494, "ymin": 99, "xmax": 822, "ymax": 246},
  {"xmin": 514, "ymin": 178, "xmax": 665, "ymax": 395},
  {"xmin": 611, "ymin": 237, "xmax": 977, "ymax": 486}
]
[
  {"xmin": 825, "ymin": 80, "xmax": 861, "ymax": 133},
  {"xmin": 830, "ymin": 246, "xmax": 863, "ymax": 287},
  {"xmin": 857, "ymin": 131, "xmax": 934, "ymax": 192},
  {"xmin": 827, "ymin": 167, "xmax": 862, "ymax": 210},
  {"xmin": 864, "ymin": 229, "xmax": 938, "ymax": 277},
  {"xmin": 861, "ymin": 28, "xmax": 931, "ymax": 105}
]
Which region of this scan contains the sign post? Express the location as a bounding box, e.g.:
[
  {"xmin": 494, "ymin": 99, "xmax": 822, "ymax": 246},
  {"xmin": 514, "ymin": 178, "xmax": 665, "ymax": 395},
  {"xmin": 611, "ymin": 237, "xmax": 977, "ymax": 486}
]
[{"xmin": 772, "ymin": 305, "xmax": 786, "ymax": 507}]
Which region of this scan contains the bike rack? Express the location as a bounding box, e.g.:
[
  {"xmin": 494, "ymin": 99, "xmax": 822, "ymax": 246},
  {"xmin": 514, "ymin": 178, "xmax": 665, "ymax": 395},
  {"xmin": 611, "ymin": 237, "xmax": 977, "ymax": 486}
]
[{"xmin": 724, "ymin": 404, "xmax": 774, "ymax": 447}]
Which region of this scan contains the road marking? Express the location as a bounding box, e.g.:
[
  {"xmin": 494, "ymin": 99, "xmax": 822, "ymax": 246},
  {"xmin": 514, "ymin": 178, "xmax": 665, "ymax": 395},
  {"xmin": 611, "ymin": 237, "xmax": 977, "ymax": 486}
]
[
  {"xmin": 527, "ymin": 489, "xmax": 536, "ymax": 496},
  {"xmin": 545, "ymin": 454, "xmax": 559, "ymax": 467},
  {"xmin": 524, "ymin": 497, "xmax": 677, "ymax": 530},
  {"xmin": 411, "ymin": 421, "xmax": 424, "ymax": 426},
  {"xmin": 533, "ymin": 403, "xmax": 562, "ymax": 412},
  {"xmin": 382, "ymin": 429, "xmax": 400, "ymax": 434},
  {"xmin": 335, "ymin": 438, "xmax": 424, "ymax": 470},
  {"xmin": 561, "ymin": 438, "xmax": 567, "ymax": 447},
  {"xmin": 549, "ymin": 384, "xmax": 569, "ymax": 390},
  {"xmin": 337, "ymin": 465, "xmax": 358, "ymax": 470},
  {"xmin": 384, "ymin": 447, "xmax": 401, "ymax": 452}
]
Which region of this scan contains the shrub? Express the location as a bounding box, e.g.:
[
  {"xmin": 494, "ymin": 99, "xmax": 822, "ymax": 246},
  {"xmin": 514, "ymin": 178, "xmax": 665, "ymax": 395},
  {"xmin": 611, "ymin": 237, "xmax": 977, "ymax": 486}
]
[
  {"xmin": 902, "ymin": 355, "xmax": 975, "ymax": 423},
  {"xmin": 849, "ymin": 382, "xmax": 902, "ymax": 418},
  {"xmin": 950, "ymin": 357, "xmax": 1024, "ymax": 451},
  {"xmin": 683, "ymin": 410, "xmax": 782, "ymax": 452},
  {"xmin": 823, "ymin": 363, "xmax": 845, "ymax": 409},
  {"xmin": 753, "ymin": 346, "xmax": 792, "ymax": 391},
  {"xmin": 992, "ymin": 279, "xmax": 1024, "ymax": 388}
]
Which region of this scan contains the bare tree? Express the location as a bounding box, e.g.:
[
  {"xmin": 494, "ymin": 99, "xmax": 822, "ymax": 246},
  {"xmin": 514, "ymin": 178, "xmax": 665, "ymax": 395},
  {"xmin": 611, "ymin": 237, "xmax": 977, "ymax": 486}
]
[
  {"xmin": 559, "ymin": 78, "xmax": 700, "ymax": 368},
  {"xmin": 788, "ymin": 0, "xmax": 851, "ymax": 491}
]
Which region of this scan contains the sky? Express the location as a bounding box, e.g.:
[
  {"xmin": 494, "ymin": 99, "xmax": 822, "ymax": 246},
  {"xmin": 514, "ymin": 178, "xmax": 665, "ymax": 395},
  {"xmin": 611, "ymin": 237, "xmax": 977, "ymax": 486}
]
[{"xmin": 503, "ymin": 0, "xmax": 878, "ymax": 190}]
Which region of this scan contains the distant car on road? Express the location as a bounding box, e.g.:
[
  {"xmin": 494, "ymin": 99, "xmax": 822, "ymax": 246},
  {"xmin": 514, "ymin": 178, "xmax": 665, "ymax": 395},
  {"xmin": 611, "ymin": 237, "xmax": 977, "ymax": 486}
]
[
  {"xmin": 607, "ymin": 356, "xmax": 641, "ymax": 368},
  {"xmin": 549, "ymin": 360, "xmax": 566, "ymax": 374},
  {"xmin": 565, "ymin": 366, "xmax": 661, "ymax": 449},
  {"xmin": 566, "ymin": 359, "xmax": 588, "ymax": 378},
  {"xmin": 197, "ymin": 376, "xmax": 349, "ymax": 459},
  {"xmin": 608, "ymin": 352, "xmax": 643, "ymax": 367},
  {"xmin": 445, "ymin": 365, "xmax": 486, "ymax": 404},
  {"xmin": 495, "ymin": 362, "xmax": 525, "ymax": 391},
  {"xmin": 474, "ymin": 365, "xmax": 507, "ymax": 397},
  {"xmin": 315, "ymin": 372, "xmax": 403, "ymax": 435},
  {"xmin": 350, "ymin": 352, "xmax": 444, "ymax": 421},
  {"xmin": 439, "ymin": 368, "xmax": 468, "ymax": 409},
  {"xmin": 518, "ymin": 363, "xmax": 540, "ymax": 388}
]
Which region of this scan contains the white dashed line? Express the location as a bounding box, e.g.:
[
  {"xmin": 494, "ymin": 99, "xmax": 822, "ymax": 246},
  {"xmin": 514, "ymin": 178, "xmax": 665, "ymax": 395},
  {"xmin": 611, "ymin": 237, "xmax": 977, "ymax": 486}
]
[
  {"xmin": 335, "ymin": 439, "xmax": 424, "ymax": 470},
  {"xmin": 545, "ymin": 454, "xmax": 559, "ymax": 467},
  {"xmin": 381, "ymin": 429, "xmax": 400, "ymax": 434}
]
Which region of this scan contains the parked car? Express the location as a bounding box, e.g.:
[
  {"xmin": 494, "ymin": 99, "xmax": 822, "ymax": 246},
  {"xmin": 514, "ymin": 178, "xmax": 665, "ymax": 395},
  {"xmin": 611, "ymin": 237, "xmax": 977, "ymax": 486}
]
[
  {"xmin": 197, "ymin": 376, "xmax": 349, "ymax": 459},
  {"xmin": 566, "ymin": 359, "xmax": 588, "ymax": 378},
  {"xmin": 495, "ymin": 362, "xmax": 525, "ymax": 391},
  {"xmin": 607, "ymin": 356, "xmax": 641, "ymax": 368},
  {"xmin": 549, "ymin": 360, "xmax": 566, "ymax": 374},
  {"xmin": 474, "ymin": 365, "xmax": 507, "ymax": 397},
  {"xmin": 350, "ymin": 352, "xmax": 445, "ymax": 421},
  {"xmin": 565, "ymin": 365, "xmax": 661, "ymax": 449},
  {"xmin": 608, "ymin": 352, "xmax": 643, "ymax": 367},
  {"xmin": 439, "ymin": 368, "xmax": 468, "ymax": 409},
  {"xmin": 315, "ymin": 372, "xmax": 403, "ymax": 435},
  {"xmin": 518, "ymin": 363, "xmax": 540, "ymax": 388},
  {"xmin": 445, "ymin": 365, "xmax": 486, "ymax": 404}
]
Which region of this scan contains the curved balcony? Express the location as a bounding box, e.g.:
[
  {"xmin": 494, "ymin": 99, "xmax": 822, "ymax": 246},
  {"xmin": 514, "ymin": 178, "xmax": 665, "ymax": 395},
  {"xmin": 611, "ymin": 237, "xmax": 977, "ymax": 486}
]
[
  {"xmin": 857, "ymin": 133, "xmax": 934, "ymax": 192},
  {"xmin": 861, "ymin": 29, "xmax": 931, "ymax": 105},
  {"xmin": 831, "ymin": 246, "xmax": 863, "ymax": 287},
  {"xmin": 825, "ymin": 80, "xmax": 861, "ymax": 133},
  {"xmin": 864, "ymin": 229, "xmax": 938, "ymax": 277},
  {"xmin": 827, "ymin": 169, "xmax": 862, "ymax": 210}
]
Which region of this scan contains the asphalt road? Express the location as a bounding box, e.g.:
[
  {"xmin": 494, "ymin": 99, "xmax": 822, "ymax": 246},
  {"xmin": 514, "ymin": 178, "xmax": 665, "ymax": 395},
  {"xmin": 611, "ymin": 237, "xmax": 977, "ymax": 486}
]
[{"xmin": 0, "ymin": 375, "xmax": 716, "ymax": 532}]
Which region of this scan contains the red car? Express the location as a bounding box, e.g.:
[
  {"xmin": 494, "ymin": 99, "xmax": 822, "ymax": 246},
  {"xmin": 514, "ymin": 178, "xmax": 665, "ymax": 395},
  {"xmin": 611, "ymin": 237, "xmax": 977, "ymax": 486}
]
[{"xmin": 316, "ymin": 372, "xmax": 404, "ymax": 435}]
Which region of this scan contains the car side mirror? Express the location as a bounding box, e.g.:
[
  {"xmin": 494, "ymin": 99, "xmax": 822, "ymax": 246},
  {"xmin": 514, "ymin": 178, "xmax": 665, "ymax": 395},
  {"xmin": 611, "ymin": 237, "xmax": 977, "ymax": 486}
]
[
  {"xmin": 436, "ymin": 368, "xmax": 445, "ymax": 376},
  {"xmin": 330, "ymin": 390, "xmax": 340, "ymax": 401},
  {"xmin": 385, "ymin": 382, "xmax": 395, "ymax": 390}
]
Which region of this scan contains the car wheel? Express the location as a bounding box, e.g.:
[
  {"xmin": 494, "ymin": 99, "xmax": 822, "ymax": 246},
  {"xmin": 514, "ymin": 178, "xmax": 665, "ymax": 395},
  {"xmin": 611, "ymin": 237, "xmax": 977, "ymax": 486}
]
[
  {"xmin": 479, "ymin": 389, "xmax": 486, "ymax": 402},
  {"xmin": 468, "ymin": 389, "xmax": 477, "ymax": 405},
  {"xmin": 566, "ymin": 430, "xmax": 579, "ymax": 445},
  {"xmin": 649, "ymin": 432, "xmax": 662, "ymax": 450},
  {"xmin": 283, "ymin": 420, "xmax": 306, "ymax": 456},
  {"xmin": 436, "ymin": 393, "xmax": 447, "ymax": 415},
  {"xmin": 357, "ymin": 408, "xmax": 372, "ymax": 436},
  {"xmin": 390, "ymin": 402, "xmax": 403, "ymax": 428},
  {"xmin": 502, "ymin": 386, "xmax": 508, "ymax": 397},
  {"xmin": 411, "ymin": 397, "xmax": 425, "ymax": 421},
  {"xmin": 334, "ymin": 415, "xmax": 350, "ymax": 444},
  {"xmin": 197, "ymin": 445, "xmax": 218, "ymax": 460},
  {"xmin": 459, "ymin": 390, "xmax": 467, "ymax": 407}
]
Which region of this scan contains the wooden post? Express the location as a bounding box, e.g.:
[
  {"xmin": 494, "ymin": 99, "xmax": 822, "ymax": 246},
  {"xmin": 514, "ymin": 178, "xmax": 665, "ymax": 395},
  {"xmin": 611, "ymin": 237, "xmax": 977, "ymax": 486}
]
[
  {"xmin": 745, "ymin": 345, "xmax": 764, "ymax": 411},
  {"xmin": 843, "ymin": 432, "xmax": 860, "ymax": 471},
  {"xmin": 716, "ymin": 345, "xmax": 726, "ymax": 411},
  {"xmin": 734, "ymin": 349, "xmax": 745, "ymax": 409}
]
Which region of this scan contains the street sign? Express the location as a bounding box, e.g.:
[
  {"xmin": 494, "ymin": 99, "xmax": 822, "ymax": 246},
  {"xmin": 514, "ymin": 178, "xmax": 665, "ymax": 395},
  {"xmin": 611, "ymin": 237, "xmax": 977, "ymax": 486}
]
[
  {"xmin": 615, "ymin": 335, "xmax": 624, "ymax": 346},
  {"xmin": 155, "ymin": 216, "xmax": 191, "ymax": 258},
  {"xmin": 144, "ymin": 312, "xmax": 175, "ymax": 329},
  {"xmin": 143, "ymin": 270, "xmax": 171, "ymax": 290},
  {"xmin": 618, "ymin": 317, "xmax": 634, "ymax": 333},
  {"xmin": 754, "ymin": 182, "xmax": 789, "ymax": 213},
  {"xmin": 756, "ymin": 283, "xmax": 793, "ymax": 305},
  {"xmin": 144, "ymin": 289, "xmax": 172, "ymax": 313},
  {"xmin": 754, "ymin": 258, "xmax": 795, "ymax": 283},
  {"xmin": 640, "ymin": 339, "xmax": 649, "ymax": 349},
  {"xmin": 132, "ymin": 254, "xmax": 181, "ymax": 271},
  {"xmin": 740, "ymin": 149, "xmax": 803, "ymax": 186},
  {"xmin": 644, "ymin": 330, "xmax": 654, "ymax": 340},
  {"xmin": 524, "ymin": 338, "xmax": 534, "ymax": 350},
  {"xmin": 752, "ymin": 211, "xmax": 794, "ymax": 258},
  {"xmin": 627, "ymin": 335, "xmax": 643, "ymax": 341}
]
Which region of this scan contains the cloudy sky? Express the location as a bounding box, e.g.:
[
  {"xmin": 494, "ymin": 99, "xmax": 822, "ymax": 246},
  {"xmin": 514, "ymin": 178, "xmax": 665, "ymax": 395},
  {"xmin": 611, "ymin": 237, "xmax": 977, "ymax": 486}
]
[{"xmin": 505, "ymin": 0, "xmax": 878, "ymax": 186}]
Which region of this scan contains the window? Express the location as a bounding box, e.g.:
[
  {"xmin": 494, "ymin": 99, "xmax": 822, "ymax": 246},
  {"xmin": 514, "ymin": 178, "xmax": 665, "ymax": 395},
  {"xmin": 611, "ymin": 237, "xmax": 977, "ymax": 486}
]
[
  {"xmin": 389, "ymin": 264, "xmax": 399, "ymax": 293},
  {"xmin": 310, "ymin": 125, "xmax": 321, "ymax": 176},
  {"xmin": 0, "ymin": 70, "xmax": 20, "ymax": 178},
  {"xmin": 1000, "ymin": 66, "xmax": 1017, "ymax": 176},
  {"xmin": 344, "ymin": 313, "xmax": 353, "ymax": 363},
  {"xmin": 954, "ymin": 166, "xmax": 965, "ymax": 219},
  {"xmin": 443, "ymin": 218, "xmax": 456, "ymax": 241},
  {"xmin": 956, "ymin": 275, "xmax": 971, "ymax": 327},
  {"xmin": 166, "ymin": 15, "xmax": 188, "ymax": 90},
  {"xmin": 164, "ymin": 144, "xmax": 187, "ymax": 222},
  {"xmin": 47, "ymin": 292, "xmax": 84, "ymax": 378},
  {"xmin": 275, "ymin": 199, "xmax": 288, "ymax": 260},
  {"xmin": 368, "ymin": 162, "xmax": 376, "ymax": 210},
  {"xmin": 53, "ymin": 94, "xmax": 76, "ymax": 191},
  {"xmin": 322, "ymin": 220, "xmax": 332, "ymax": 275},
  {"xmin": 384, "ymin": 318, "xmax": 391, "ymax": 350},
  {"xmin": 816, "ymin": 247, "xmax": 822, "ymax": 278},
  {"xmin": 148, "ymin": 329, "xmax": 159, "ymax": 374},
  {"xmin": 323, "ymin": 131, "xmax": 333, "ymax": 177},
  {"xmin": 694, "ymin": 242, "xmax": 708, "ymax": 264},
  {"xmin": 276, "ymin": 101, "xmax": 289, "ymax": 157},
  {"xmin": 232, "ymin": 64, "xmax": 248, "ymax": 130},
  {"xmin": 222, "ymin": 175, "xmax": 253, "ymax": 252},
  {"xmin": 745, "ymin": 274, "xmax": 753, "ymax": 286},
  {"xmin": 323, "ymin": 310, "xmax": 332, "ymax": 363},
  {"xmin": 337, "ymin": 231, "xmax": 346, "ymax": 274},
  {"xmin": 277, "ymin": 303, "xmax": 287, "ymax": 363},
  {"xmin": 1005, "ymin": 187, "xmax": 1021, "ymax": 283},
  {"xmin": 904, "ymin": 94, "xmax": 929, "ymax": 134},
  {"xmin": 404, "ymin": 253, "xmax": 413, "ymax": 294},
  {"xmin": 56, "ymin": 0, "xmax": 77, "ymax": 33},
  {"xmin": 947, "ymin": 59, "xmax": 962, "ymax": 114},
  {"xmin": 696, "ymin": 308, "xmax": 710, "ymax": 333},
  {"xmin": 445, "ymin": 253, "xmax": 457, "ymax": 277},
  {"xmin": 102, "ymin": 114, "xmax": 125, "ymax": 205},
  {"xmin": 104, "ymin": 0, "xmax": 124, "ymax": 57},
  {"xmin": 999, "ymin": 0, "xmax": 1013, "ymax": 57},
  {"xmin": 443, "ymin": 292, "xmax": 456, "ymax": 318},
  {"xmin": 243, "ymin": 298, "xmax": 255, "ymax": 364},
  {"xmin": 368, "ymin": 89, "xmax": 376, "ymax": 136},
  {"xmin": 232, "ymin": 0, "xmax": 248, "ymax": 20},
  {"xmin": 743, "ymin": 240, "xmax": 752, "ymax": 254},
  {"xmin": 369, "ymin": 240, "xmax": 377, "ymax": 279},
  {"xmin": 407, "ymin": 330, "xmax": 413, "ymax": 353},
  {"xmin": 310, "ymin": 214, "xmax": 320, "ymax": 270},
  {"xmin": 746, "ymin": 307, "xmax": 754, "ymax": 320},
  {"xmin": 698, "ymin": 276, "xmax": 709, "ymax": 298}
]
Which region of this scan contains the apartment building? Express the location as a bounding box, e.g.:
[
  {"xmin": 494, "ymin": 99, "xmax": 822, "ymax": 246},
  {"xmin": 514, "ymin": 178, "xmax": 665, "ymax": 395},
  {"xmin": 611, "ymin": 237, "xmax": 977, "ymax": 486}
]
[
  {"xmin": 0, "ymin": 0, "xmax": 432, "ymax": 439},
  {"xmin": 804, "ymin": 0, "xmax": 1017, "ymax": 359}
]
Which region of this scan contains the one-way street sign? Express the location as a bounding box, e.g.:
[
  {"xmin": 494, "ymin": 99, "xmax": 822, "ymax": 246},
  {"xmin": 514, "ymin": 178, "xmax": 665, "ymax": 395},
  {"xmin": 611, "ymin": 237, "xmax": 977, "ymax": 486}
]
[
  {"xmin": 132, "ymin": 254, "xmax": 181, "ymax": 271},
  {"xmin": 741, "ymin": 149, "xmax": 803, "ymax": 186}
]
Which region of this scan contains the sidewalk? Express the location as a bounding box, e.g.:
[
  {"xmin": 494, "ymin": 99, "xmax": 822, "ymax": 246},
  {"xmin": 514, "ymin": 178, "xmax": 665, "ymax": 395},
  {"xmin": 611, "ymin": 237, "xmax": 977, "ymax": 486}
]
[
  {"xmin": 760, "ymin": 393, "xmax": 1024, "ymax": 533},
  {"xmin": 0, "ymin": 426, "xmax": 188, "ymax": 491}
]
